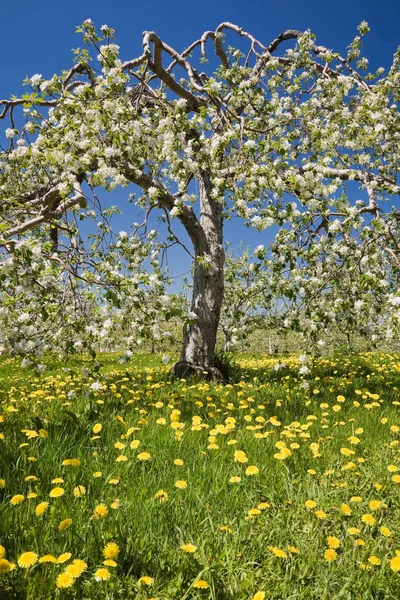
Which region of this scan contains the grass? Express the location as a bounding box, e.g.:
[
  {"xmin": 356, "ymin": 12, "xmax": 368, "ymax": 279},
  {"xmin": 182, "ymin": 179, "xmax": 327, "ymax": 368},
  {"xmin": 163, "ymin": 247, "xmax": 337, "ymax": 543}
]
[{"xmin": 1, "ymin": 351, "xmax": 400, "ymax": 599}]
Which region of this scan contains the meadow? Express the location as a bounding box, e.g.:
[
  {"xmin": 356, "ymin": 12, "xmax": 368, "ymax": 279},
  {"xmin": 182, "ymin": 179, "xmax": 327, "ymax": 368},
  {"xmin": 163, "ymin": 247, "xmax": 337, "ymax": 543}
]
[{"xmin": 1, "ymin": 352, "xmax": 400, "ymax": 599}]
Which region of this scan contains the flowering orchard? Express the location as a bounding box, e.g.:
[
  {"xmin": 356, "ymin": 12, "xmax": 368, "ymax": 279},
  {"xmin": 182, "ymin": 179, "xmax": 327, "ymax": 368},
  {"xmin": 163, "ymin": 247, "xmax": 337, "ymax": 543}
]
[
  {"xmin": 2, "ymin": 352, "xmax": 400, "ymax": 598},
  {"xmin": 1, "ymin": 20, "xmax": 400, "ymax": 374}
]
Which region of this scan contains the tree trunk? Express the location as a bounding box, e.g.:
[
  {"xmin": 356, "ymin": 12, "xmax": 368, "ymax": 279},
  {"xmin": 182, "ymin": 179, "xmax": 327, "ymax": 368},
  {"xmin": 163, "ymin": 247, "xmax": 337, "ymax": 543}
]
[{"xmin": 173, "ymin": 171, "xmax": 225, "ymax": 380}]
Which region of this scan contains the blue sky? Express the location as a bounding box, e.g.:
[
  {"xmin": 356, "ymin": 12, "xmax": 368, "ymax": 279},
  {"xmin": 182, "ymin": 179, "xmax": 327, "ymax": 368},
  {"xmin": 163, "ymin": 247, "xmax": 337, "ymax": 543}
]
[{"xmin": 1, "ymin": 0, "xmax": 399, "ymax": 282}]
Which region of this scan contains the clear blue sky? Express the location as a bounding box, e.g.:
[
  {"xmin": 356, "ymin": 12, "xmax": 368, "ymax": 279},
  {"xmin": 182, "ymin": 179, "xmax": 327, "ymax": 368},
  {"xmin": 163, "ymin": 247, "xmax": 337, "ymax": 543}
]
[{"xmin": 1, "ymin": 0, "xmax": 399, "ymax": 281}]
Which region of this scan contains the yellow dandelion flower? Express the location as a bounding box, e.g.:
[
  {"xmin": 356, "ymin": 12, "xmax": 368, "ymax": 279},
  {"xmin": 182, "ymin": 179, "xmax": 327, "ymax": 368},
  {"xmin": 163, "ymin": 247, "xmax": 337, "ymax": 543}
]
[
  {"xmin": 39, "ymin": 555, "xmax": 58, "ymax": 563},
  {"xmin": 268, "ymin": 546, "xmax": 287, "ymax": 558},
  {"xmin": 340, "ymin": 504, "xmax": 352, "ymax": 516},
  {"xmin": 315, "ymin": 510, "xmax": 328, "ymax": 520},
  {"xmin": 354, "ymin": 538, "xmax": 366, "ymax": 547},
  {"xmin": 350, "ymin": 496, "xmax": 362, "ymax": 503},
  {"xmin": 92, "ymin": 423, "xmax": 102, "ymax": 434},
  {"xmin": 0, "ymin": 546, "xmax": 5, "ymax": 559},
  {"xmin": 174, "ymin": 459, "xmax": 184, "ymax": 466},
  {"xmin": 193, "ymin": 580, "xmax": 209, "ymax": 589},
  {"xmin": 380, "ymin": 526, "xmax": 391, "ymax": 537},
  {"xmin": 361, "ymin": 513, "xmax": 376, "ymax": 526},
  {"xmin": 392, "ymin": 474, "xmax": 400, "ymax": 483},
  {"xmin": 18, "ymin": 552, "xmax": 38, "ymax": 568},
  {"xmin": 56, "ymin": 572, "xmax": 75, "ymax": 589},
  {"xmin": 93, "ymin": 471, "xmax": 102, "ymax": 478},
  {"xmin": 57, "ymin": 552, "xmax": 72, "ymax": 564},
  {"xmin": 233, "ymin": 450, "xmax": 248, "ymax": 463},
  {"xmin": 103, "ymin": 559, "xmax": 118, "ymax": 567},
  {"xmin": 73, "ymin": 485, "xmax": 86, "ymax": 497},
  {"xmin": 180, "ymin": 543, "xmax": 197, "ymax": 553},
  {"xmin": 94, "ymin": 568, "xmax": 111, "ymax": 581},
  {"xmin": 49, "ymin": 487, "xmax": 64, "ymax": 498},
  {"xmin": 245, "ymin": 465, "xmax": 259, "ymax": 476},
  {"xmin": 137, "ymin": 452, "xmax": 151, "ymax": 461},
  {"xmin": 103, "ymin": 542, "xmax": 119, "ymax": 560},
  {"xmin": 229, "ymin": 476, "xmax": 241, "ymax": 483},
  {"xmin": 10, "ymin": 494, "xmax": 24, "ymax": 505},
  {"xmin": 51, "ymin": 477, "xmax": 64, "ymax": 484},
  {"xmin": 65, "ymin": 559, "xmax": 87, "ymax": 578},
  {"xmin": 93, "ymin": 504, "xmax": 109, "ymax": 519},
  {"xmin": 35, "ymin": 502, "xmax": 49, "ymax": 516},
  {"xmin": 116, "ymin": 455, "xmax": 128, "ymax": 462},
  {"xmin": 138, "ymin": 576, "xmax": 154, "ymax": 585},
  {"xmin": 368, "ymin": 555, "xmax": 381, "ymax": 566},
  {"xmin": 347, "ymin": 527, "xmax": 360, "ymax": 535},
  {"xmin": 175, "ymin": 480, "xmax": 188, "ymax": 489},
  {"xmin": 324, "ymin": 549, "xmax": 338, "ymax": 562},
  {"xmin": 0, "ymin": 559, "xmax": 15, "ymax": 573},
  {"xmin": 253, "ymin": 593, "xmax": 265, "ymax": 600},
  {"xmin": 368, "ymin": 500, "xmax": 382, "ymax": 511},
  {"xmin": 390, "ymin": 554, "xmax": 400, "ymax": 572},
  {"xmin": 58, "ymin": 518, "xmax": 72, "ymax": 531},
  {"xmin": 62, "ymin": 458, "xmax": 81, "ymax": 467},
  {"xmin": 327, "ymin": 536, "xmax": 340, "ymax": 549},
  {"xmin": 305, "ymin": 500, "xmax": 317, "ymax": 509},
  {"xmin": 130, "ymin": 440, "xmax": 140, "ymax": 449},
  {"xmin": 0, "ymin": 479, "xmax": 5, "ymax": 489}
]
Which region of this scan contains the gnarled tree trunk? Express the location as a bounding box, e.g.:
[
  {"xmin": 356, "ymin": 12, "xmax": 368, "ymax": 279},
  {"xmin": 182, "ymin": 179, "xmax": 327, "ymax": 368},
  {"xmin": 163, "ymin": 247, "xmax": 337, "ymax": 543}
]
[{"xmin": 173, "ymin": 171, "xmax": 225, "ymax": 380}]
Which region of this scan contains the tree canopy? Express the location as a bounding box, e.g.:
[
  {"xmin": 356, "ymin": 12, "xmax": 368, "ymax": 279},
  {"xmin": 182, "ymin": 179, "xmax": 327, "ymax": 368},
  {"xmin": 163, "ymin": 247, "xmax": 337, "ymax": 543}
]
[{"xmin": 1, "ymin": 20, "xmax": 400, "ymax": 373}]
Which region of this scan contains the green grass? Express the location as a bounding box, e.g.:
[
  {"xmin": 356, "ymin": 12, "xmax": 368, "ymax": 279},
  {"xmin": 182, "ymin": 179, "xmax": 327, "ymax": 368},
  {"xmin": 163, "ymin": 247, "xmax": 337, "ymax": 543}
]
[{"xmin": 1, "ymin": 352, "xmax": 400, "ymax": 599}]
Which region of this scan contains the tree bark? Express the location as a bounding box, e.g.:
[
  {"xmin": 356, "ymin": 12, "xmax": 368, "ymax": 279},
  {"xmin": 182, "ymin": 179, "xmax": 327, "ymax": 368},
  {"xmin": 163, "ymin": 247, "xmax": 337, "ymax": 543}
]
[{"xmin": 173, "ymin": 171, "xmax": 225, "ymax": 380}]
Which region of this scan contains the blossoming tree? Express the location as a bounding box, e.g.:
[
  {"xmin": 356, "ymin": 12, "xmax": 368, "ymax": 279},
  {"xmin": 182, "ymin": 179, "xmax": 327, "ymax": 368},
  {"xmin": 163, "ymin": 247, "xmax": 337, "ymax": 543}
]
[{"xmin": 1, "ymin": 20, "xmax": 400, "ymax": 375}]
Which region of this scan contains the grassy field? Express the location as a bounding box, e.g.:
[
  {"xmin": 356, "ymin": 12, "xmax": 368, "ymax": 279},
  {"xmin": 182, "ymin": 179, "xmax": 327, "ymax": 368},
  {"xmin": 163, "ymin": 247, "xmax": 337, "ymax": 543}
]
[{"xmin": 1, "ymin": 352, "xmax": 400, "ymax": 599}]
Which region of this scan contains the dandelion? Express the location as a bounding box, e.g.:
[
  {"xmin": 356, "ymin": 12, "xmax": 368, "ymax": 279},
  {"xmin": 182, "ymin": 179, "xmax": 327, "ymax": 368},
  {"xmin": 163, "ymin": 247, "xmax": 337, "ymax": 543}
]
[
  {"xmin": 246, "ymin": 465, "xmax": 259, "ymax": 476},
  {"xmin": 154, "ymin": 489, "xmax": 169, "ymax": 502},
  {"xmin": 324, "ymin": 549, "xmax": 338, "ymax": 562},
  {"xmin": 92, "ymin": 423, "xmax": 102, "ymax": 434},
  {"xmin": 368, "ymin": 500, "xmax": 382, "ymax": 511},
  {"xmin": 380, "ymin": 526, "xmax": 391, "ymax": 537},
  {"xmin": 0, "ymin": 546, "xmax": 5, "ymax": 559},
  {"xmin": 175, "ymin": 480, "xmax": 187, "ymax": 489},
  {"xmin": 35, "ymin": 501, "xmax": 49, "ymax": 516},
  {"xmin": 49, "ymin": 487, "xmax": 65, "ymax": 498},
  {"xmin": 229, "ymin": 476, "xmax": 241, "ymax": 483},
  {"xmin": 94, "ymin": 568, "xmax": 111, "ymax": 581},
  {"xmin": 234, "ymin": 450, "xmax": 248, "ymax": 463},
  {"xmin": 138, "ymin": 576, "xmax": 154, "ymax": 585},
  {"xmin": 253, "ymin": 593, "xmax": 265, "ymax": 600},
  {"xmin": 62, "ymin": 458, "xmax": 81, "ymax": 467},
  {"xmin": 0, "ymin": 479, "xmax": 5, "ymax": 489},
  {"xmin": 361, "ymin": 513, "xmax": 376, "ymax": 526},
  {"xmin": 180, "ymin": 543, "xmax": 197, "ymax": 553},
  {"xmin": 10, "ymin": 494, "xmax": 24, "ymax": 505},
  {"xmin": 103, "ymin": 542, "xmax": 119, "ymax": 560},
  {"xmin": 305, "ymin": 500, "xmax": 317, "ymax": 509},
  {"xmin": 193, "ymin": 580, "xmax": 209, "ymax": 589},
  {"xmin": 315, "ymin": 510, "xmax": 328, "ymax": 520},
  {"xmin": 57, "ymin": 552, "xmax": 72, "ymax": 563},
  {"xmin": 93, "ymin": 504, "xmax": 109, "ymax": 519},
  {"xmin": 137, "ymin": 452, "xmax": 151, "ymax": 461},
  {"xmin": 368, "ymin": 555, "xmax": 381, "ymax": 566},
  {"xmin": 65, "ymin": 559, "xmax": 87, "ymax": 577},
  {"xmin": 58, "ymin": 518, "xmax": 72, "ymax": 531},
  {"xmin": 327, "ymin": 537, "xmax": 340, "ymax": 549},
  {"xmin": 18, "ymin": 552, "xmax": 38, "ymax": 568},
  {"xmin": 73, "ymin": 485, "xmax": 86, "ymax": 497},
  {"xmin": 56, "ymin": 572, "xmax": 75, "ymax": 589},
  {"xmin": 347, "ymin": 527, "xmax": 360, "ymax": 535},
  {"xmin": 340, "ymin": 504, "xmax": 352, "ymax": 516},
  {"xmin": 116, "ymin": 455, "xmax": 128, "ymax": 462},
  {"xmin": 93, "ymin": 471, "xmax": 102, "ymax": 478},
  {"xmin": 174, "ymin": 459, "xmax": 184, "ymax": 466},
  {"xmin": 390, "ymin": 554, "xmax": 400, "ymax": 572},
  {"xmin": 39, "ymin": 555, "xmax": 58, "ymax": 563},
  {"xmin": 0, "ymin": 559, "xmax": 15, "ymax": 573}
]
